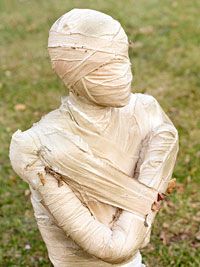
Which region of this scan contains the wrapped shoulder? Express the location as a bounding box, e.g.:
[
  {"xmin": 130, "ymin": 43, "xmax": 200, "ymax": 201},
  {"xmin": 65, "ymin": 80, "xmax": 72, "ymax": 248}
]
[
  {"xmin": 9, "ymin": 129, "xmax": 41, "ymax": 186},
  {"xmin": 136, "ymin": 93, "xmax": 178, "ymax": 131},
  {"xmin": 136, "ymin": 93, "xmax": 161, "ymax": 110}
]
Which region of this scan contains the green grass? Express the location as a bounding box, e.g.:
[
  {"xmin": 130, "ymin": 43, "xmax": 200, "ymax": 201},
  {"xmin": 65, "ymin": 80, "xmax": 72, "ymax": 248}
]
[{"xmin": 0, "ymin": 0, "xmax": 200, "ymax": 266}]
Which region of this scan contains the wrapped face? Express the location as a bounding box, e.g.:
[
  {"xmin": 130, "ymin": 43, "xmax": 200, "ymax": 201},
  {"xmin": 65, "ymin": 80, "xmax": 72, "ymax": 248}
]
[{"xmin": 48, "ymin": 8, "xmax": 132, "ymax": 107}]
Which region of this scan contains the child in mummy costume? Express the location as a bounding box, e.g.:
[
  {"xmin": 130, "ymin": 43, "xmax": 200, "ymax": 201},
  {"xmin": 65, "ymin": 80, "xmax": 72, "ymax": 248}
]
[{"xmin": 10, "ymin": 9, "xmax": 179, "ymax": 267}]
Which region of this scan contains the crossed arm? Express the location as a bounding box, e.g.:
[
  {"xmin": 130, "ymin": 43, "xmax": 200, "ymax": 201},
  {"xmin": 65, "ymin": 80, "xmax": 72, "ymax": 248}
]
[{"xmin": 9, "ymin": 120, "xmax": 178, "ymax": 264}]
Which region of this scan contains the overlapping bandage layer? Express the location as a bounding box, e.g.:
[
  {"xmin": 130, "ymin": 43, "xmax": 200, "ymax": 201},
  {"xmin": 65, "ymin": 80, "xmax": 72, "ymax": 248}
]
[{"xmin": 48, "ymin": 9, "xmax": 132, "ymax": 107}]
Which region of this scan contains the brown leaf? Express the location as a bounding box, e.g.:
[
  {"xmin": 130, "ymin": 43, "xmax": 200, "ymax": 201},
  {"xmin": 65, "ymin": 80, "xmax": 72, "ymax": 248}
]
[
  {"xmin": 151, "ymin": 201, "xmax": 161, "ymax": 211},
  {"xmin": 34, "ymin": 111, "xmax": 40, "ymax": 116},
  {"xmin": 186, "ymin": 175, "xmax": 191, "ymax": 183},
  {"xmin": 5, "ymin": 70, "xmax": 11, "ymax": 77},
  {"xmin": 24, "ymin": 189, "xmax": 31, "ymax": 197},
  {"xmin": 162, "ymin": 222, "xmax": 170, "ymax": 229},
  {"xmin": 146, "ymin": 243, "xmax": 155, "ymax": 252},
  {"xmin": 196, "ymin": 151, "xmax": 200, "ymax": 158},
  {"xmin": 129, "ymin": 41, "xmax": 143, "ymax": 49},
  {"xmin": 25, "ymin": 210, "xmax": 32, "ymax": 218},
  {"xmin": 9, "ymin": 175, "xmax": 17, "ymax": 182},
  {"xmin": 172, "ymin": 1, "xmax": 178, "ymax": 8},
  {"xmin": 195, "ymin": 231, "xmax": 200, "ymax": 241},
  {"xmin": 176, "ymin": 182, "xmax": 185, "ymax": 193},
  {"xmin": 139, "ymin": 26, "xmax": 154, "ymax": 35},
  {"xmin": 167, "ymin": 178, "xmax": 176, "ymax": 194},
  {"xmin": 192, "ymin": 216, "xmax": 200, "ymax": 223},
  {"xmin": 190, "ymin": 202, "xmax": 199, "ymax": 209},
  {"xmin": 14, "ymin": 103, "xmax": 26, "ymax": 111},
  {"xmin": 184, "ymin": 154, "xmax": 190, "ymax": 164},
  {"xmin": 191, "ymin": 241, "xmax": 200, "ymax": 249},
  {"xmin": 160, "ymin": 230, "xmax": 169, "ymax": 245},
  {"xmin": 167, "ymin": 200, "xmax": 175, "ymax": 208}
]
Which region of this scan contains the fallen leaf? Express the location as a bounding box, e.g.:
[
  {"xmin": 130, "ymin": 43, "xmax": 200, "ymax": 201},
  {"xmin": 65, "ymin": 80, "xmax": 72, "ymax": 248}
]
[
  {"xmin": 167, "ymin": 178, "xmax": 176, "ymax": 194},
  {"xmin": 195, "ymin": 231, "xmax": 200, "ymax": 241},
  {"xmin": 196, "ymin": 151, "xmax": 200, "ymax": 158},
  {"xmin": 186, "ymin": 175, "xmax": 191, "ymax": 183},
  {"xmin": 24, "ymin": 189, "xmax": 31, "ymax": 196},
  {"xmin": 14, "ymin": 103, "xmax": 26, "ymax": 111},
  {"xmin": 34, "ymin": 111, "xmax": 40, "ymax": 116},
  {"xmin": 5, "ymin": 70, "xmax": 11, "ymax": 77},
  {"xmin": 25, "ymin": 244, "xmax": 31, "ymax": 250},
  {"xmin": 151, "ymin": 201, "xmax": 161, "ymax": 211},
  {"xmin": 190, "ymin": 202, "xmax": 199, "ymax": 209},
  {"xmin": 146, "ymin": 243, "xmax": 155, "ymax": 252},
  {"xmin": 25, "ymin": 210, "xmax": 32, "ymax": 218},
  {"xmin": 191, "ymin": 241, "xmax": 200, "ymax": 249},
  {"xmin": 193, "ymin": 216, "xmax": 200, "ymax": 223},
  {"xmin": 172, "ymin": 1, "xmax": 178, "ymax": 8},
  {"xmin": 139, "ymin": 26, "xmax": 154, "ymax": 35},
  {"xmin": 129, "ymin": 41, "xmax": 143, "ymax": 49},
  {"xmin": 166, "ymin": 200, "xmax": 176, "ymax": 208},
  {"xmin": 26, "ymin": 24, "xmax": 37, "ymax": 32},
  {"xmin": 163, "ymin": 222, "xmax": 170, "ymax": 229},
  {"xmin": 184, "ymin": 154, "xmax": 190, "ymax": 164},
  {"xmin": 160, "ymin": 230, "xmax": 169, "ymax": 245},
  {"xmin": 176, "ymin": 182, "xmax": 184, "ymax": 193},
  {"xmin": 9, "ymin": 175, "xmax": 17, "ymax": 182}
]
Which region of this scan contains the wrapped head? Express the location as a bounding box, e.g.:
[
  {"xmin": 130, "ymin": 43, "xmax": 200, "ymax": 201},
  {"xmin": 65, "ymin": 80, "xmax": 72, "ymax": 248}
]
[{"xmin": 48, "ymin": 9, "xmax": 132, "ymax": 107}]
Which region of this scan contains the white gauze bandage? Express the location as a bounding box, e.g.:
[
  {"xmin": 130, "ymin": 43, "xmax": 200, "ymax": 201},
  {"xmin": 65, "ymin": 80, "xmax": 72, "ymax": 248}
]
[{"xmin": 48, "ymin": 8, "xmax": 132, "ymax": 107}]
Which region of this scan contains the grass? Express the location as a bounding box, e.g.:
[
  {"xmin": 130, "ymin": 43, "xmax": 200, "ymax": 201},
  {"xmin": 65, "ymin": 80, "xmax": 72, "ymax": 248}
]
[{"xmin": 0, "ymin": 0, "xmax": 200, "ymax": 266}]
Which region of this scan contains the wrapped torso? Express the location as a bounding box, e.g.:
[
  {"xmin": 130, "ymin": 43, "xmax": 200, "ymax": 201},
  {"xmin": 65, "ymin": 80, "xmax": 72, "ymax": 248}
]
[{"xmin": 10, "ymin": 93, "xmax": 178, "ymax": 266}]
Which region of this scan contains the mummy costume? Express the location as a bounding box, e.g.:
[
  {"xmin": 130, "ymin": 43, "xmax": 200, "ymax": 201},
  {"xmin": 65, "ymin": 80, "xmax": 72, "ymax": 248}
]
[{"xmin": 10, "ymin": 9, "xmax": 178, "ymax": 267}]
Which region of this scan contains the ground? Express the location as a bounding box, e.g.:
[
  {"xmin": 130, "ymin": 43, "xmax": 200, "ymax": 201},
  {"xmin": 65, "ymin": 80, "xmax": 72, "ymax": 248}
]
[{"xmin": 0, "ymin": 0, "xmax": 200, "ymax": 266}]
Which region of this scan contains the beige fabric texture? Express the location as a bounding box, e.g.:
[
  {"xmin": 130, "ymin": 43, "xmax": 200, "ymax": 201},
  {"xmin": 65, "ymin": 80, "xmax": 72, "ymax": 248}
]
[{"xmin": 9, "ymin": 9, "xmax": 179, "ymax": 267}]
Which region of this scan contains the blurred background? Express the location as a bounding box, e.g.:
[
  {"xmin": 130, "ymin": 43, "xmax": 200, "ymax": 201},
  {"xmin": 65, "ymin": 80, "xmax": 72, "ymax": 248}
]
[{"xmin": 0, "ymin": 0, "xmax": 200, "ymax": 266}]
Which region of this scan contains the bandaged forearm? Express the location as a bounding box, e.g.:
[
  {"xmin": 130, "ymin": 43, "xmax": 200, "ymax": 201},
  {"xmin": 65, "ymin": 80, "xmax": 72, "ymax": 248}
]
[
  {"xmin": 38, "ymin": 174, "xmax": 148, "ymax": 264},
  {"xmin": 135, "ymin": 123, "xmax": 179, "ymax": 191},
  {"xmin": 36, "ymin": 122, "xmax": 178, "ymax": 264},
  {"xmin": 10, "ymin": 132, "xmax": 148, "ymax": 264}
]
